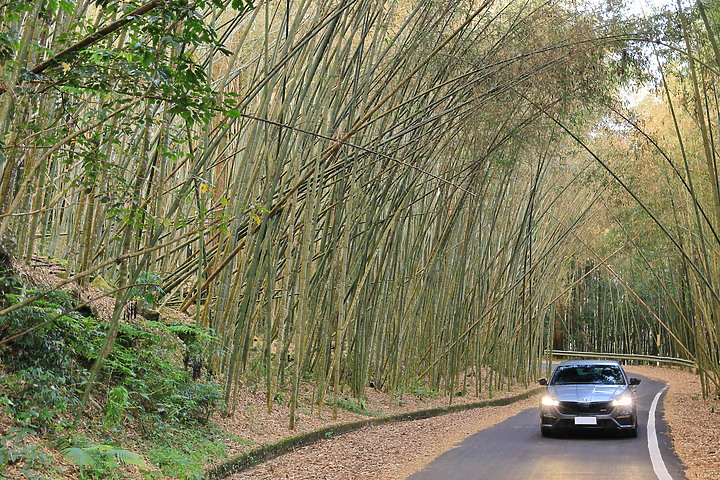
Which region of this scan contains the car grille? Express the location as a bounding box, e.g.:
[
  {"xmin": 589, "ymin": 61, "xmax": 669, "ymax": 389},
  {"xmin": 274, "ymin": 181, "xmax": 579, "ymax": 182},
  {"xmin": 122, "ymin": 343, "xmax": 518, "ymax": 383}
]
[{"xmin": 557, "ymin": 401, "xmax": 612, "ymax": 415}]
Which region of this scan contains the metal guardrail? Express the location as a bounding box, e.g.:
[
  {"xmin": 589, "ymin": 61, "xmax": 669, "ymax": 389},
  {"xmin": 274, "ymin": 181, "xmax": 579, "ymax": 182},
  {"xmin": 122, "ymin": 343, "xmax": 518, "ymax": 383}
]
[{"xmin": 548, "ymin": 350, "xmax": 696, "ymax": 368}]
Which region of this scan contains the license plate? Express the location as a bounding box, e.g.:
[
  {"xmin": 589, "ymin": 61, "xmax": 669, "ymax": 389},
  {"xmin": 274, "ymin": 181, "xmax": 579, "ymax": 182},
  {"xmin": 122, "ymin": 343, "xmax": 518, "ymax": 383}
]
[{"xmin": 575, "ymin": 417, "xmax": 597, "ymax": 425}]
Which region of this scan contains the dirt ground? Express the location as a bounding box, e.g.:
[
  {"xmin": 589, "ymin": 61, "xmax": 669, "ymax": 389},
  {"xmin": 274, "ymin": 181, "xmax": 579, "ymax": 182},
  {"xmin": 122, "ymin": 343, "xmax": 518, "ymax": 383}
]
[
  {"xmin": 222, "ymin": 365, "xmax": 719, "ymax": 480},
  {"xmin": 213, "ymin": 379, "xmax": 536, "ymax": 478}
]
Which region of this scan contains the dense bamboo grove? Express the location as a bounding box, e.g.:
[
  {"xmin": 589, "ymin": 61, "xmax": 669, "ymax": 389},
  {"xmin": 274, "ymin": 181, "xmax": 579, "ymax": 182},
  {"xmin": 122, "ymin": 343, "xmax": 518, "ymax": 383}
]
[
  {"xmin": 548, "ymin": 1, "xmax": 720, "ymax": 397},
  {"xmin": 1, "ymin": 0, "xmax": 720, "ymax": 427}
]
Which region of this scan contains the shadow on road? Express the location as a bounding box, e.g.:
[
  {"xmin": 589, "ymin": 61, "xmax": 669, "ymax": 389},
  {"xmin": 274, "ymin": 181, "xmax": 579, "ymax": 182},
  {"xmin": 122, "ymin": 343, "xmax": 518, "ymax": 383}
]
[{"xmin": 541, "ymin": 428, "xmax": 642, "ymax": 441}]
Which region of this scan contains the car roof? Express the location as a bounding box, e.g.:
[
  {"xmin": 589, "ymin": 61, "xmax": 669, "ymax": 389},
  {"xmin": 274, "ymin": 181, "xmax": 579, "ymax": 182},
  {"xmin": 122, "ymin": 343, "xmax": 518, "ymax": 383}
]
[{"xmin": 555, "ymin": 360, "xmax": 623, "ymax": 367}]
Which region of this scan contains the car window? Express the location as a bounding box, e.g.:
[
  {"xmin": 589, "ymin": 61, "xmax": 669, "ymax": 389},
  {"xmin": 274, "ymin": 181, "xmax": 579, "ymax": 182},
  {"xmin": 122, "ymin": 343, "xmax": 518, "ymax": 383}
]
[{"xmin": 550, "ymin": 365, "xmax": 625, "ymax": 385}]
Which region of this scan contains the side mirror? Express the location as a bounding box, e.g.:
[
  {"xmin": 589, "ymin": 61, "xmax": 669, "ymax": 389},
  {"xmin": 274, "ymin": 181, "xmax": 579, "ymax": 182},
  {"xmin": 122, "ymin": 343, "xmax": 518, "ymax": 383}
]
[
  {"xmin": 629, "ymin": 377, "xmax": 641, "ymax": 385},
  {"xmin": 539, "ymin": 378, "xmax": 548, "ymax": 386}
]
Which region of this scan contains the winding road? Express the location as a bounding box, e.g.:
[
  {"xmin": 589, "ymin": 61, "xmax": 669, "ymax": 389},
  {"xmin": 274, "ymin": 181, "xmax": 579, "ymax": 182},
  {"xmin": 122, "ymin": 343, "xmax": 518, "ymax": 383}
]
[{"xmin": 406, "ymin": 375, "xmax": 686, "ymax": 480}]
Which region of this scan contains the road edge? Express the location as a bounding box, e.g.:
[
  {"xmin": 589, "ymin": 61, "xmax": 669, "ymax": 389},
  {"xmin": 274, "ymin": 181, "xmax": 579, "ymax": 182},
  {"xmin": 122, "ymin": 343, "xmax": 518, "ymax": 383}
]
[
  {"xmin": 204, "ymin": 387, "xmax": 544, "ymax": 479},
  {"xmin": 648, "ymin": 383, "xmax": 673, "ymax": 480}
]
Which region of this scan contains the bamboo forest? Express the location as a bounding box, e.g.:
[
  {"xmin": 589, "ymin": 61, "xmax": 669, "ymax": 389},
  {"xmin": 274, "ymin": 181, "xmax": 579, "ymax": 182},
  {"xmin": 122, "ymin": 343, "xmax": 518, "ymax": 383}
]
[{"xmin": 1, "ymin": 0, "xmax": 719, "ymax": 478}]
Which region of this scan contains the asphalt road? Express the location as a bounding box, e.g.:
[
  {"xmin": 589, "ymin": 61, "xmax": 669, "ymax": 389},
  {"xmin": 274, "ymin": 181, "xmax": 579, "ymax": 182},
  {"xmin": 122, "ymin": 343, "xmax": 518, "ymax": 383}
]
[{"xmin": 406, "ymin": 375, "xmax": 686, "ymax": 480}]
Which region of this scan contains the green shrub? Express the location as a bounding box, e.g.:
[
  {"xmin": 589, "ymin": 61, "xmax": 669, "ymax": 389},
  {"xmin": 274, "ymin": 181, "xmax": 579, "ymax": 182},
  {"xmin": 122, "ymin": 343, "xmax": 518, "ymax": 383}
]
[
  {"xmin": 0, "ymin": 425, "xmax": 53, "ymax": 478},
  {"xmin": 104, "ymin": 386, "xmax": 130, "ymax": 429},
  {"xmin": 1, "ymin": 288, "xmax": 101, "ymax": 376},
  {"xmin": 62, "ymin": 443, "xmax": 148, "ymax": 479},
  {"xmin": 1, "ymin": 286, "xmax": 100, "ymax": 434},
  {"xmin": 147, "ymin": 425, "xmax": 227, "ymax": 480},
  {"xmin": 130, "ymin": 271, "xmax": 166, "ymax": 307},
  {"xmin": 5, "ymin": 368, "xmax": 76, "ymax": 433},
  {"xmin": 106, "ymin": 322, "xmax": 222, "ymax": 425},
  {"xmin": 171, "ymin": 381, "xmax": 222, "ymax": 424},
  {"xmin": 404, "ymin": 384, "xmax": 440, "ymax": 400},
  {"xmin": 1, "ymin": 276, "xmax": 227, "ymax": 478},
  {"xmin": 334, "ymin": 397, "xmax": 379, "ymax": 416}
]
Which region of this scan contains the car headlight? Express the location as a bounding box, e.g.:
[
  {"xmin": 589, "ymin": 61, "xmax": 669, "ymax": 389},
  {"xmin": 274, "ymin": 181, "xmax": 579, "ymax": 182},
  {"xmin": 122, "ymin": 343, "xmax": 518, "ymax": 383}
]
[
  {"xmin": 611, "ymin": 396, "xmax": 633, "ymax": 406},
  {"xmin": 541, "ymin": 396, "xmax": 559, "ymax": 406}
]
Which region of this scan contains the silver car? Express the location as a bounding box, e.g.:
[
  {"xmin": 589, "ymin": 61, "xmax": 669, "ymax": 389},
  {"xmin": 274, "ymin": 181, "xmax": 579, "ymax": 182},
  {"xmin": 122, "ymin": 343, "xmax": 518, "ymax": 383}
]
[{"xmin": 539, "ymin": 360, "xmax": 640, "ymax": 438}]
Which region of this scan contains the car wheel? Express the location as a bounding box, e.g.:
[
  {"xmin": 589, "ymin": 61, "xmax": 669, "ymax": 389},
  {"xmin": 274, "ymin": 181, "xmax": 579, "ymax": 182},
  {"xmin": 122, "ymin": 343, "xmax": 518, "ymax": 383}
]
[{"xmin": 541, "ymin": 426, "xmax": 554, "ymax": 438}]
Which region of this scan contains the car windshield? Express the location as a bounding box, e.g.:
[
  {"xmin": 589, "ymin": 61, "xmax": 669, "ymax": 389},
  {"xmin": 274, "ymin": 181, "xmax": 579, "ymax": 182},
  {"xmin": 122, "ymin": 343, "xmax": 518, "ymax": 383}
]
[{"xmin": 550, "ymin": 365, "xmax": 625, "ymax": 385}]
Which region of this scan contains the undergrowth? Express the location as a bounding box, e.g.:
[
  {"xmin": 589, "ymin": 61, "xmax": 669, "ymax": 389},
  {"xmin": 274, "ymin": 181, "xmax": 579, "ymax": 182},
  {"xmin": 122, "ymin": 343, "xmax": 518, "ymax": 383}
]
[
  {"xmin": 0, "ymin": 271, "xmax": 226, "ymax": 479},
  {"xmin": 145, "ymin": 424, "xmax": 229, "ymax": 480},
  {"xmin": 332, "ymin": 397, "xmax": 381, "ymax": 416}
]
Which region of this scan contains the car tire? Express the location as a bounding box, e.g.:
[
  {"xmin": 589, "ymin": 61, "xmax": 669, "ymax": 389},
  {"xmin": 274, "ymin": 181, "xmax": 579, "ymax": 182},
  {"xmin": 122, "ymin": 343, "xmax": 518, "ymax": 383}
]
[{"xmin": 541, "ymin": 426, "xmax": 554, "ymax": 438}]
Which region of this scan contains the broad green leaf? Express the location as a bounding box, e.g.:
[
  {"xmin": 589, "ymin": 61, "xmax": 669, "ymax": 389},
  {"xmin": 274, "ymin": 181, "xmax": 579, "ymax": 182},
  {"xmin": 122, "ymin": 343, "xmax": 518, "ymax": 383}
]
[{"xmin": 62, "ymin": 447, "xmax": 98, "ymax": 467}]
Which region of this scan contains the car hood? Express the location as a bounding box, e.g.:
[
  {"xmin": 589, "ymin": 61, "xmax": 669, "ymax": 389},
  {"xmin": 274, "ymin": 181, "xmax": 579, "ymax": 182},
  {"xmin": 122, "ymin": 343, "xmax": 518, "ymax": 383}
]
[{"xmin": 548, "ymin": 384, "xmax": 629, "ymax": 402}]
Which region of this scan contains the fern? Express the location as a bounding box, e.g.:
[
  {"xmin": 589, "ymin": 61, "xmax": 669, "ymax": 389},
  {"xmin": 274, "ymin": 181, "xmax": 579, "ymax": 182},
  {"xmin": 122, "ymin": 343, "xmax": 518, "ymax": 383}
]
[
  {"xmin": 62, "ymin": 447, "xmax": 99, "ymax": 467},
  {"xmin": 165, "ymin": 324, "xmax": 200, "ymax": 336},
  {"xmin": 105, "ymin": 448, "xmax": 147, "ymax": 467},
  {"xmin": 63, "ymin": 444, "xmax": 148, "ymax": 471}
]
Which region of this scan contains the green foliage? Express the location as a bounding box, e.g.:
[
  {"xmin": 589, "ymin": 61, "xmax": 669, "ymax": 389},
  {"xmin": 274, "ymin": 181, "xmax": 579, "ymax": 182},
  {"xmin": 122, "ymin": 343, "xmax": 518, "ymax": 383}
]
[
  {"xmin": 4, "ymin": 368, "xmax": 76, "ymax": 433},
  {"xmin": 1, "ymin": 275, "xmax": 224, "ymax": 477},
  {"xmin": 0, "ymin": 272, "xmax": 22, "ymax": 303},
  {"xmin": 107, "ymin": 321, "xmax": 222, "ymax": 424},
  {"xmin": 130, "ymin": 271, "xmax": 166, "ymax": 307},
  {"xmin": 1, "ymin": 286, "xmax": 98, "ymax": 433},
  {"xmin": 104, "ymin": 386, "xmax": 130, "ymax": 429},
  {"xmin": 334, "ymin": 397, "xmax": 378, "ymax": 416},
  {"xmin": 7, "ymin": 0, "xmax": 257, "ymax": 127},
  {"xmin": 1, "ymin": 285, "xmax": 101, "ymax": 362},
  {"xmin": 62, "ymin": 444, "xmax": 148, "ymax": 479},
  {"xmin": 0, "ymin": 425, "xmax": 53, "ymax": 478},
  {"xmin": 406, "ymin": 384, "xmax": 440, "ymax": 400},
  {"xmin": 146, "ymin": 424, "xmax": 228, "ymax": 480},
  {"xmin": 170, "ymin": 381, "xmax": 222, "ymax": 424}
]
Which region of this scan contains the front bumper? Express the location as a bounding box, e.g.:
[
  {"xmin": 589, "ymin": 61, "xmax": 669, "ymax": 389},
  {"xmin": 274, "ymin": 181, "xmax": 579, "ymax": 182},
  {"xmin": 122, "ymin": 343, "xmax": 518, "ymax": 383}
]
[{"xmin": 540, "ymin": 403, "xmax": 637, "ymax": 431}]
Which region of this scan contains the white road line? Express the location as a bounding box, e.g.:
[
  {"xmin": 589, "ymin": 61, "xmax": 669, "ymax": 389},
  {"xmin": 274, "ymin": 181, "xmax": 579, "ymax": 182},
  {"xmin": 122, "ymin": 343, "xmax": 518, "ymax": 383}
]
[{"xmin": 648, "ymin": 384, "xmax": 673, "ymax": 480}]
